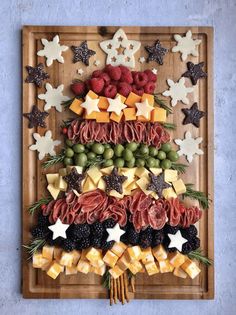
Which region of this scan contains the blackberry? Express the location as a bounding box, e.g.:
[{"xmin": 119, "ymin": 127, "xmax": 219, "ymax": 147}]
[
  {"xmin": 181, "ymin": 225, "xmax": 198, "ymax": 240},
  {"xmin": 37, "ymin": 213, "xmax": 50, "ymax": 226},
  {"xmin": 91, "ymin": 222, "xmax": 104, "ymax": 238},
  {"xmin": 190, "ymin": 237, "xmax": 200, "ymax": 251},
  {"xmin": 90, "ymin": 236, "xmax": 102, "ymax": 249},
  {"xmin": 62, "ymin": 239, "xmax": 76, "ymax": 252},
  {"xmin": 46, "ymin": 236, "xmax": 63, "ymax": 247},
  {"xmin": 77, "ymin": 238, "xmax": 90, "ymax": 250},
  {"xmin": 125, "ymin": 227, "xmax": 139, "ymax": 245},
  {"xmin": 164, "ymin": 225, "xmax": 179, "ymax": 235},
  {"xmin": 163, "ymin": 235, "xmax": 176, "ymax": 252},
  {"xmin": 152, "ymin": 230, "xmax": 164, "ymax": 247},
  {"xmin": 102, "ymin": 219, "xmax": 116, "ymax": 229},
  {"xmin": 181, "ymin": 242, "xmax": 192, "ymax": 254},
  {"xmin": 139, "ymin": 229, "xmax": 152, "ymax": 248},
  {"xmin": 31, "ymin": 226, "xmax": 47, "ymax": 238},
  {"xmin": 101, "ymin": 238, "xmax": 115, "ymax": 251},
  {"xmin": 70, "ymin": 224, "xmax": 90, "ymax": 239}
]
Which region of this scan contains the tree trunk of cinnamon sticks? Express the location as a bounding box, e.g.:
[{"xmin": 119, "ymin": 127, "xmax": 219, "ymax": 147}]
[{"xmin": 109, "ymin": 271, "xmax": 135, "ymax": 305}]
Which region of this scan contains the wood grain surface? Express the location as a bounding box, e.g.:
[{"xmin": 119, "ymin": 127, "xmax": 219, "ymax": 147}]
[{"xmin": 22, "ymin": 26, "xmax": 214, "ymax": 299}]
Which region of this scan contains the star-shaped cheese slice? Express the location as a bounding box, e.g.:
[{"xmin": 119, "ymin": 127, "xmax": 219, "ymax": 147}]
[
  {"xmin": 152, "ymin": 68, "xmax": 158, "ymax": 75},
  {"xmin": 81, "ymin": 95, "xmax": 100, "ymax": 115},
  {"xmin": 99, "ymin": 28, "xmax": 141, "ymax": 68},
  {"xmin": 135, "ymin": 98, "xmax": 153, "ymax": 119},
  {"xmin": 106, "ymin": 223, "xmax": 125, "ymax": 243},
  {"xmin": 168, "ymin": 230, "xmax": 188, "ymax": 252},
  {"xmin": 37, "ymin": 35, "xmax": 68, "ymax": 67},
  {"xmin": 172, "ymin": 30, "xmax": 201, "ymax": 61},
  {"xmin": 162, "ymin": 78, "xmax": 194, "ymax": 107},
  {"xmin": 139, "ymin": 56, "xmax": 146, "ymax": 63},
  {"xmin": 48, "ymin": 218, "xmax": 70, "ymax": 240},
  {"xmin": 107, "ymin": 95, "xmax": 127, "ymax": 115}
]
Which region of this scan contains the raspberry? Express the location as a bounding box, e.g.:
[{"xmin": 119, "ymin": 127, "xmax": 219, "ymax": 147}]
[
  {"xmin": 70, "ymin": 82, "xmax": 86, "ymax": 95},
  {"xmin": 110, "ymin": 80, "xmax": 118, "ymax": 86},
  {"xmin": 105, "ymin": 64, "xmax": 121, "ymax": 81},
  {"xmin": 99, "ymin": 72, "xmax": 111, "ymax": 86},
  {"xmin": 132, "ymin": 85, "xmax": 144, "ymax": 96},
  {"xmin": 92, "ymin": 70, "xmax": 103, "ymax": 78},
  {"xmin": 120, "ymin": 72, "xmax": 133, "ymax": 84},
  {"xmin": 117, "ymin": 82, "xmax": 132, "ymax": 97},
  {"xmin": 89, "ymin": 78, "xmax": 104, "ymax": 94},
  {"xmin": 131, "ymin": 71, "xmax": 138, "ymax": 78},
  {"xmin": 144, "ymin": 81, "xmax": 156, "ymax": 94},
  {"xmin": 104, "ymin": 84, "xmax": 117, "ymax": 98},
  {"xmin": 133, "ymin": 72, "xmax": 148, "ymax": 87},
  {"xmin": 119, "ymin": 65, "xmax": 130, "ymax": 74},
  {"xmin": 144, "ymin": 69, "xmax": 157, "ymax": 82}
]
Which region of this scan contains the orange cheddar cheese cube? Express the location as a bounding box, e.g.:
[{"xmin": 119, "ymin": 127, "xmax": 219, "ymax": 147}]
[
  {"xmin": 86, "ymin": 90, "xmax": 98, "ymax": 99},
  {"xmin": 77, "ymin": 260, "xmax": 91, "ymax": 274},
  {"xmin": 92, "ymin": 264, "xmax": 106, "ymax": 276},
  {"xmin": 141, "ymin": 247, "xmax": 155, "ymax": 265},
  {"xmin": 109, "ymin": 265, "xmax": 124, "ymax": 279},
  {"xmin": 65, "ymin": 265, "xmax": 78, "ymax": 275},
  {"xmin": 123, "ymin": 107, "xmax": 136, "ymax": 121},
  {"xmin": 137, "ymin": 115, "xmax": 150, "ymax": 122},
  {"xmin": 116, "ymin": 93, "xmax": 126, "ymax": 103},
  {"xmin": 145, "ymin": 261, "xmax": 160, "ymax": 276},
  {"xmin": 117, "ymin": 255, "xmax": 130, "ymax": 271},
  {"xmin": 54, "ymin": 247, "xmax": 63, "ymax": 262},
  {"xmin": 72, "ymin": 250, "xmax": 81, "ymax": 265},
  {"xmin": 141, "ymin": 93, "xmax": 154, "ymax": 106},
  {"xmin": 111, "ymin": 242, "xmax": 127, "ymax": 257},
  {"xmin": 84, "ymin": 111, "xmax": 97, "ymax": 120},
  {"xmin": 103, "ymin": 250, "xmax": 119, "ymax": 268},
  {"xmin": 59, "ymin": 251, "xmax": 74, "ymax": 267},
  {"xmin": 125, "ymin": 246, "xmax": 142, "ymax": 263},
  {"xmin": 128, "ymin": 260, "xmax": 143, "ymax": 275},
  {"xmin": 110, "ymin": 111, "xmax": 123, "ymax": 123},
  {"xmin": 151, "ymin": 107, "xmax": 167, "ymax": 123},
  {"xmin": 47, "ymin": 261, "xmax": 63, "ymax": 279},
  {"xmin": 42, "ymin": 245, "xmax": 54, "ymax": 262},
  {"xmin": 69, "ymin": 98, "xmax": 84, "ymax": 116},
  {"xmin": 96, "ymin": 111, "xmax": 110, "ymax": 123},
  {"xmin": 86, "ymin": 247, "xmax": 103, "ymax": 263},
  {"xmin": 32, "ymin": 253, "xmax": 50, "ymax": 269},
  {"xmin": 152, "ymin": 244, "xmax": 168, "ymax": 261},
  {"xmin": 168, "ymin": 251, "xmax": 186, "ymax": 268},
  {"xmin": 159, "ymin": 259, "xmax": 174, "ymax": 273},
  {"xmin": 181, "ymin": 258, "xmax": 201, "ymax": 279},
  {"xmin": 98, "ymin": 96, "xmax": 109, "ymax": 110},
  {"xmin": 125, "ymin": 92, "xmax": 141, "ymax": 107},
  {"xmin": 173, "ymin": 267, "xmax": 188, "ymax": 279}
]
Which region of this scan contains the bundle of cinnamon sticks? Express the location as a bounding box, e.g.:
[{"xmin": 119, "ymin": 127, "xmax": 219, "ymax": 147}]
[{"xmin": 109, "ymin": 271, "xmax": 135, "ymax": 305}]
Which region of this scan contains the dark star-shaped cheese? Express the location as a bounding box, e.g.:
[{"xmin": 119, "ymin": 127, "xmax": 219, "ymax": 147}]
[
  {"xmin": 147, "ymin": 173, "xmax": 170, "ymax": 197},
  {"xmin": 182, "ymin": 103, "xmax": 205, "ymax": 128},
  {"xmin": 102, "ymin": 167, "xmax": 127, "ymax": 194},
  {"xmin": 23, "ymin": 105, "xmax": 49, "ymax": 128},
  {"xmin": 182, "ymin": 62, "xmax": 207, "ymax": 85},
  {"xmin": 25, "ymin": 63, "xmax": 49, "ymax": 87},
  {"xmin": 63, "ymin": 168, "xmax": 85, "ymax": 193},
  {"xmin": 145, "ymin": 40, "xmax": 168, "ymax": 65},
  {"xmin": 71, "ymin": 41, "xmax": 96, "ymax": 66}
]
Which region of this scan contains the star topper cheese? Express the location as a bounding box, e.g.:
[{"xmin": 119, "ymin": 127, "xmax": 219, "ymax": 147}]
[
  {"xmin": 172, "ymin": 30, "xmax": 201, "ymax": 61},
  {"xmin": 81, "ymin": 95, "xmax": 100, "ymax": 115},
  {"xmin": 48, "ymin": 218, "xmax": 70, "ymax": 240},
  {"xmin": 168, "ymin": 230, "xmax": 188, "ymax": 252},
  {"xmin": 107, "ymin": 95, "xmax": 127, "ymax": 115},
  {"xmin": 135, "ymin": 98, "xmax": 153, "ymax": 119},
  {"xmin": 106, "ymin": 223, "xmax": 125, "ymax": 243}
]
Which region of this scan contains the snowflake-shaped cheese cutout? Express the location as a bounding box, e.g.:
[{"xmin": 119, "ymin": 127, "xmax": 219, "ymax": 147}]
[
  {"xmin": 38, "ymin": 83, "xmax": 70, "ymax": 112},
  {"xmin": 162, "ymin": 78, "xmax": 194, "ymax": 107},
  {"xmin": 172, "ymin": 30, "xmax": 201, "ymax": 61},
  {"xmin": 37, "ymin": 35, "xmax": 68, "ymax": 66},
  {"xmin": 29, "ymin": 130, "xmax": 61, "ymax": 160},
  {"xmin": 99, "ymin": 28, "xmax": 141, "ymax": 68},
  {"xmin": 174, "ymin": 131, "xmax": 203, "ymax": 163}
]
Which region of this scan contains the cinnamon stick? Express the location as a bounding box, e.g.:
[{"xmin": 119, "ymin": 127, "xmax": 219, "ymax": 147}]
[
  {"xmin": 114, "ymin": 278, "xmax": 117, "ymax": 304},
  {"xmin": 110, "ymin": 278, "xmax": 114, "ymax": 306},
  {"xmin": 117, "ymin": 276, "xmax": 121, "ymax": 301},
  {"xmin": 131, "ymin": 276, "xmax": 135, "ymax": 293},
  {"xmin": 124, "ymin": 272, "xmax": 130, "ymax": 302},
  {"xmin": 120, "ymin": 274, "xmax": 125, "ymax": 305}
]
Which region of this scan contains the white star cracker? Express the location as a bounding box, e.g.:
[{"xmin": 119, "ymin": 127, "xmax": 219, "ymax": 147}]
[
  {"xmin": 29, "ymin": 130, "xmax": 61, "ymax": 160},
  {"xmin": 77, "ymin": 68, "xmax": 84, "ymax": 76},
  {"xmin": 139, "ymin": 56, "xmax": 146, "ymax": 64},
  {"xmin": 172, "ymin": 30, "xmax": 201, "ymax": 61},
  {"xmin": 152, "ymin": 68, "xmax": 158, "ymax": 75},
  {"xmin": 81, "ymin": 95, "xmax": 100, "ymax": 115},
  {"xmin": 99, "ymin": 28, "xmax": 141, "ymax": 68},
  {"xmin": 48, "ymin": 218, "xmax": 70, "ymax": 240},
  {"xmin": 107, "ymin": 95, "xmax": 127, "ymax": 115},
  {"xmin": 38, "ymin": 83, "xmax": 70, "ymax": 112},
  {"xmin": 106, "ymin": 223, "xmax": 125, "ymax": 243},
  {"xmin": 174, "ymin": 131, "xmax": 204, "ymax": 163},
  {"xmin": 135, "ymin": 99, "xmax": 153, "ymax": 119},
  {"xmin": 37, "ymin": 35, "xmax": 68, "ymax": 67},
  {"xmin": 162, "ymin": 78, "xmax": 194, "ymax": 107},
  {"xmin": 168, "ymin": 230, "xmax": 188, "ymax": 252}
]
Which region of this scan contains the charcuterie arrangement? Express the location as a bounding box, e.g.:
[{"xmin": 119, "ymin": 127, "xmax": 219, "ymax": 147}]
[{"xmin": 23, "ymin": 28, "xmax": 212, "ymax": 304}]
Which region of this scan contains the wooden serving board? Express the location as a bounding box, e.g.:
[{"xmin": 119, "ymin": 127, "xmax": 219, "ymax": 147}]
[{"xmin": 22, "ymin": 26, "xmax": 214, "ymax": 299}]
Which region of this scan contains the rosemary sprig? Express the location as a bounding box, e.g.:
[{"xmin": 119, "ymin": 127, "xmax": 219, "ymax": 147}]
[
  {"xmin": 188, "ymin": 248, "xmax": 213, "ymax": 266},
  {"xmin": 23, "ymin": 238, "xmax": 46, "ymax": 259},
  {"xmin": 154, "ymin": 94, "xmax": 172, "ymax": 115},
  {"xmin": 62, "ymin": 98, "xmax": 75, "ymax": 109},
  {"xmin": 102, "ymin": 269, "xmax": 111, "ymax": 289},
  {"xmin": 42, "ymin": 152, "xmax": 65, "ymax": 169},
  {"xmin": 61, "ymin": 118, "xmax": 75, "ymax": 128},
  {"xmin": 171, "ymin": 162, "xmax": 188, "ymax": 174},
  {"xmin": 28, "ymin": 196, "xmax": 52, "ymax": 215},
  {"xmin": 182, "ymin": 184, "xmax": 210, "ymax": 210},
  {"xmin": 86, "ymin": 156, "xmax": 106, "ymax": 168},
  {"xmin": 162, "ymin": 122, "xmax": 176, "ymax": 130}
]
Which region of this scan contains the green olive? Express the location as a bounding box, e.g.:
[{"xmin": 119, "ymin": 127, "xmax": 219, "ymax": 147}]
[
  {"xmin": 114, "ymin": 158, "xmax": 125, "ymax": 168},
  {"xmin": 154, "ymin": 159, "xmax": 160, "ymax": 168},
  {"xmin": 146, "ymin": 157, "xmax": 156, "ymax": 168},
  {"xmin": 114, "ymin": 144, "xmax": 124, "ymax": 157},
  {"xmin": 139, "ymin": 144, "xmax": 149, "ymax": 155},
  {"xmin": 126, "ymin": 157, "xmax": 135, "ymax": 168},
  {"xmin": 65, "ymin": 148, "xmax": 74, "ymax": 158},
  {"xmin": 160, "ymin": 159, "xmax": 172, "ymax": 169},
  {"xmin": 161, "ymin": 143, "xmax": 172, "ymax": 153},
  {"xmin": 73, "ymin": 143, "xmax": 85, "ymax": 153},
  {"xmin": 126, "ymin": 142, "xmax": 138, "ymax": 152},
  {"xmin": 65, "ymin": 139, "xmax": 73, "ymax": 147},
  {"xmin": 135, "ymin": 158, "xmax": 145, "ymax": 167},
  {"xmin": 103, "ymin": 144, "xmax": 111, "ymax": 149},
  {"xmin": 63, "ymin": 157, "xmax": 73, "ymax": 166},
  {"xmin": 102, "ymin": 159, "xmax": 114, "ymax": 167},
  {"xmin": 103, "ymin": 148, "xmax": 114, "ymax": 160},
  {"xmin": 75, "ymin": 153, "xmax": 88, "ymax": 167},
  {"xmin": 149, "ymin": 146, "xmax": 158, "ymax": 157},
  {"xmin": 157, "ymin": 150, "xmax": 166, "ymax": 160},
  {"xmin": 86, "ymin": 142, "xmax": 94, "ymax": 149},
  {"xmin": 92, "ymin": 143, "xmax": 105, "ymax": 155},
  {"xmin": 167, "ymin": 150, "xmax": 179, "ymax": 162},
  {"xmin": 87, "ymin": 152, "xmax": 96, "ymax": 160},
  {"xmin": 122, "ymin": 148, "xmax": 133, "ymax": 161}
]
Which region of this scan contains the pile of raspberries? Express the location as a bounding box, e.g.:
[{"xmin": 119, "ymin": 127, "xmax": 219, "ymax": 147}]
[{"xmin": 71, "ymin": 64, "xmax": 157, "ymax": 98}]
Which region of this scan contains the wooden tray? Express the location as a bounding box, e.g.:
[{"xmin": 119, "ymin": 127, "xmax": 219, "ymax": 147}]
[{"xmin": 22, "ymin": 26, "xmax": 214, "ymax": 299}]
